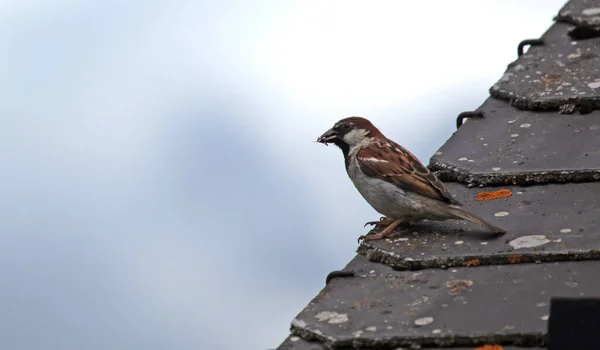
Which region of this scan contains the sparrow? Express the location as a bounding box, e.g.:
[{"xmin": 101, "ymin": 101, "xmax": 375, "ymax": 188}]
[{"xmin": 317, "ymin": 116, "xmax": 506, "ymax": 242}]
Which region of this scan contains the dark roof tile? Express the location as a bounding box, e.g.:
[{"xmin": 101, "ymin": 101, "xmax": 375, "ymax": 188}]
[
  {"xmin": 490, "ymin": 22, "xmax": 600, "ymax": 111},
  {"xmin": 556, "ymin": 0, "xmax": 600, "ymax": 28},
  {"xmin": 359, "ymin": 181, "xmax": 600, "ymax": 270},
  {"xmin": 430, "ymin": 97, "xmax": 600, "ymax": 186},
  {"xmin": 289, "ymin": 255, "xmax": 597, "ymax": 349},
  {"xmin": 277, "ymin": 336, "xmax": 327, "ymax": 350},
  {"xmin": 277, "ymin": 334, "xmax": 544, "ymax": 350}
]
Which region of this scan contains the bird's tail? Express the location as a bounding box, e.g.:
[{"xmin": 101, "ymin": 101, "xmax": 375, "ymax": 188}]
[{"xmin": 446, "ymin": 205, "xmax": 506, "ymax": 236}]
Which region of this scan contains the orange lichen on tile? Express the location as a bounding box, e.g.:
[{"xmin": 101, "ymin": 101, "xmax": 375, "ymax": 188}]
[
  {"xmin": 465, "ymin": 258, "xmax": 481, "ymax": 267},
  {"xmin": 446, "ymin": 279, "xmax": 473, "ymax": 296},
  {"xmin": 507, "ymin": 255, "xmax": 521, "ymax": 264},
  {"xmin": 475, "ymin": 345, "xmax": 503, "ymax": 350},
  {"xmin": 475, "ymin": 189, "xmax": 513, "ymax": 201}
]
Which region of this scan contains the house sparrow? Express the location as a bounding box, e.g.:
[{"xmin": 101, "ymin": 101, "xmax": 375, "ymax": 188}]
[{"xmin": 317, "ymin": 116, "xmax": 506, "ymax": 242}]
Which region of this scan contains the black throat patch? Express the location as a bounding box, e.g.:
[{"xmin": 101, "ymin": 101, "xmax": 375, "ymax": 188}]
[{"xmin": 331, "ymin": 139, "xmax": 351, "ymax": 170}]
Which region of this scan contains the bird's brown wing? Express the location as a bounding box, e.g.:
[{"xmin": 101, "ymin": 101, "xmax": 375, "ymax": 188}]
[{"xmin": 356, "ymin": 140, "xmax": 461, "ymax": 205}]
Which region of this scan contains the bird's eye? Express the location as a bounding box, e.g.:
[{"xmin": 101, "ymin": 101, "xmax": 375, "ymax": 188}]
[{"xmin": 339, "ymin": 123, "xmax": 351, "ymax": 131}]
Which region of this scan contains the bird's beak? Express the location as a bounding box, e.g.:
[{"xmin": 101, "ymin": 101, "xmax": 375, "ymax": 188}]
[{"xmin": 317, "ymin": 128, "xmax": 339, "ymax": 144}]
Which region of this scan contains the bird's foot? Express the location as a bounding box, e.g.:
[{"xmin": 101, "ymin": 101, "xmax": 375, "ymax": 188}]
[{"xmin": 358, "ymin": 219, "xmax": 407, "ymax": 243}]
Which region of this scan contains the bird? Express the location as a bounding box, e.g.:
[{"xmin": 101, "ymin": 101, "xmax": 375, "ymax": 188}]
[{"xmin": 316, "ymin": 116, "xmax": 506, "ymax": 242}]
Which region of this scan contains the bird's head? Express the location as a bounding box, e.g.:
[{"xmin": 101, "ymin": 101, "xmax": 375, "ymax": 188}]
[{"xmin": 317, "ymin": 116, "xmax": 384, "ymax": 149}]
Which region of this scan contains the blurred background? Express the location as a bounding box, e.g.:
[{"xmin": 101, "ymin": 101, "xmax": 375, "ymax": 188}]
[{"xmin": 0, "ymin": 1, "xmax": 566, "ymax": 349}]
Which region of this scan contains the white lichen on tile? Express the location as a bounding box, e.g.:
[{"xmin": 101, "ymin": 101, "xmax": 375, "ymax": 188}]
[
  {"xmin": 520, "ymin": 123, "xmax": 531, "ymax": 128},
  {"xmin": 565, "ymin": 281, "xmax": 579, "ymax": 288},
  {"xmin": 290, "ymin": 336, "xmax": 300, "ymax": 342},
  {"xmin": 432, "ymin": 329, "xmax": 441, "ymax": 334},
  {"xmin": 582, "ymin": 8, "xmax": 600, "ymax": 16},
  {"xmin": 414, "ymin": 316, "xmax": 434, "ymax": 326},
  {"xmin": 314, "ymin": 311, "xmax": 348, "ymax": 324},
  {"xmin": 458, "ymin": 157, "xmax": 468, "ymax": 161},
  {"xmin": 509, "ymin": 235, "xmax": 551, "ymax": 249},
  {"xmin": 494, "ymin": 211, "xmax": 510, "ymax": 217},
  {"xmin": 560, "ymin": 228, "xmax": 572, "ymax": 233},
  {"xmin": 454, "ymin": 241, "xmax": 464, "ymax": 245},
  {"xmin": 365, "ymin": 326, "xmax": 377, "ymax": 332},
  {"xmin": 541, "ymin": 315, "xmax": 549, "ymax": 321},
  {"xmin": 352, "ymin": 330, "xmax": 363, "ymax": 337},
  {"xmin": 292, "ymin": 318, "xmax": 307, "ymax": 328},
  {"xmin": 492, "ymin": 167, "xmax": 502, "ymax": 171},
  {"xmin": 588, "ymin": 81, "xmax": 600, "ymax": 89}
]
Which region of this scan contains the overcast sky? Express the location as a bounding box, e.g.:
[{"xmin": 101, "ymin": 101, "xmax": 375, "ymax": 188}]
[{"xmin": 0, "ymin": 1, "xmax": 566, "ymax": 349}]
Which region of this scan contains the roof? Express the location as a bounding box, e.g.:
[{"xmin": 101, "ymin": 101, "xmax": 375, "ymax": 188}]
[{"xmin": 276, "ymin": 0, "xmax": 600, "ymax": 348}]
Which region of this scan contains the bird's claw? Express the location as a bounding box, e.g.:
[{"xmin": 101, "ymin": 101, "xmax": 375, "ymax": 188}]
[
  {"xmin": 363, "ymin": 217, "xmax": 392, "ymax": 227},
  {"xmin": 363, "ymin": 221, "xmax": 383, "ymax": 227},
  {"xmin": 358, "ymin": 232, "xmax": 387, "ymax": 243},
  {"xmin": 358, "ymin": 228, "xmax": 379, "ymax": 243}
]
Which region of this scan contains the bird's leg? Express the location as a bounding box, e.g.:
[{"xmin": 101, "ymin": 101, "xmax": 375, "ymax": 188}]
[
  {"xmin": 358, "ymin": 218, "xmax": 405, "ymax": 242},
  {"xmin": 364, "ymin": 216, "xmax": 394, "ymax": 227}
]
